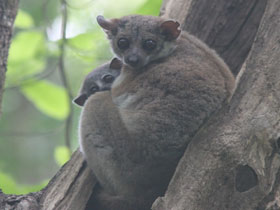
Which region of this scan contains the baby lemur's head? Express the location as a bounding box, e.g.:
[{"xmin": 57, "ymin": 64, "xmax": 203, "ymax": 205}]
[
  {"xmin": 97, "ymin": 15, "xmax": 181, "ymax": 70},
  {"xmin": 73, "ymin": 58, "xmax": 122, "ymax": 107}
]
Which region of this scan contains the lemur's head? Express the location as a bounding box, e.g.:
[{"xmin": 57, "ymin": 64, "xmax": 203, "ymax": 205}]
[
  {"xmin": 97, "ymin": 15, "xmax": 181, "ymax": 70},
  {"xmin": 73, "ymin": 58, "xmax": 122, "ymax": 107}
]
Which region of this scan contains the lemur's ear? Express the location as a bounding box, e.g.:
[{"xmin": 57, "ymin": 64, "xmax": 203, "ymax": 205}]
[
  {"xmin": 97, "ymin": 15, "xmax": 119, "ymax": 35},
  {"xmin": 160, "ymin": 20, "xmax": 181, "ymax": 41},
  {"xmin": 109, "ymin": 58, "xmax": 122, "ymax": 70},
  {"xmin": 73, "ymin": 94, "xmax": 88, "ymax": 107}
]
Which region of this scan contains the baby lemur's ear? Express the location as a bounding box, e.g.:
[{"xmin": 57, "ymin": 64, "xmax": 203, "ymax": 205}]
[
  {"xmin": 97, "ymin": 15, "xmax": 119, "ymax": 35},
  {"xmin": 160, "ymin": 20, "xmax": 181, "ymax": 41},
  {"xmin": 73, "ymin": 94, "xmax": 88, "ymax": 107},
  {"xmin": 109, "ymin": 58, "xmax": 122, "ymax": 70}
]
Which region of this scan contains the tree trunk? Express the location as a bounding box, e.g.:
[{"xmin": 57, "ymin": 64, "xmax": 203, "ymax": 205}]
[
  {"xmin": 0, "ymin": 0, "xmax": 18, "ymax": 115},
  {"xmin": 160, "ymin": 0, "xmax": 267, "ymax": 76},
  {"xmin": 153, "ymin": 0, "xmax": 280, "ymax": 209},
  {"xmin": 1, "ymin": 0, "xmax": 280, "ymax": 210}
]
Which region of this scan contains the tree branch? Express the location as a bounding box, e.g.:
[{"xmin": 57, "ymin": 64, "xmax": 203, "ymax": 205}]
[{"xmin": 58, "ymin": 0, "xmax": 74, "ymax": 149}]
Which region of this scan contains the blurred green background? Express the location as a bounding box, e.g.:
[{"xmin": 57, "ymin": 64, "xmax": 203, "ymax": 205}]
[{"xmin": 0, "ymin": 0, "xmax": 161, "ymax": 194}]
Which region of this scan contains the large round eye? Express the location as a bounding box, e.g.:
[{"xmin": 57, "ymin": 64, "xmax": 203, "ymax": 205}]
[
  {"xmin": 102, "ymin": 74, "xmax": 115, "ymax": 83},
  {"xmin": 143, "ymin": 39, "xmax": 157, "ymax": 51},
  {"xmin": 117, "ymin": 38, "xmax": 129, "ymax": 50},
  {"xmin": 90, "ymin": 86, "xmax": 99, "ymax": 93}
]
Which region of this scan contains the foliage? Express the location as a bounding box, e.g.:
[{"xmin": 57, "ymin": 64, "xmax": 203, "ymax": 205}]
[
  {"xmin": 7, "ymin": 30, "xmax": 46, "ymax": 86},
  {"xmin": 54, "ymin": 146, "xmax": 71, "ymax": 166},
  {"xmin": 21, "ymin": 80, "xmax": 69, "ymax": 120},
  {"xmin": 136, "ymin": 0, "xmax": 162, "ymax": 15},
  {"xmin": 0, "ymin": 171, "xmax": 47, "ymax": 195},
  {"xmin": 0, "ymin": 0, "xmax": 161, "ymax": 194},
  {"xmin": 14, "ymin": 10, "xmax": 34, "ymax": 29}
]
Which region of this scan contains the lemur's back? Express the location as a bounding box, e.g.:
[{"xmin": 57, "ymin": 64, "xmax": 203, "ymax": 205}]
[{"xmin": 108, "ymin": 31, "xmax": 235, "ymax": 196}]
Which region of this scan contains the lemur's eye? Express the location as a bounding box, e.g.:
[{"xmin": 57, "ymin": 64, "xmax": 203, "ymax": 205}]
[
  {"xmin": 102, "ymin": 74, "xmax": 115, "ymax": 83},
  {"xmin": 90, "ymin": 86, "xmax": 99, "ymax": 93},
  {"xmin": 117, "ymin": 38, "xmax": 130, "ymax": 50},
  {"xmin": 143, "ymin": 39, "xmax": 157, "ymax": 51}
]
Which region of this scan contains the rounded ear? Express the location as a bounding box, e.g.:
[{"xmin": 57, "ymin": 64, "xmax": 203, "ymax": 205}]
[
  {"xmin": 96, "ymin": 15, "xmax": 119, "ymax": 34},
  {"xmin": 109, "ymin": 58, "xmax": 122, "ymax": 70},
  {"xmin": 160, "ymin": 20, "xmax": 181, "ymax": 41},
  {"xmin": 73, "ymin": 94, "xmax": 88, "ymax": 107}
]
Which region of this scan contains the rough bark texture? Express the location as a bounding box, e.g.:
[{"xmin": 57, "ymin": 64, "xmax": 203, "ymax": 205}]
[
  {"xmin": 39, "ymin": 150, "xmax": 96, "ymax": 210},
  {"xmin": 0, "ymin": 0, "xmax": 18, "ymax": 115},
  {"xmin": 0, "ymin": 190, "xmax": 42, "ymax": 210},
  {"xmin": 160, "ymin": 0, "xmax": 267, "ymax": 76},
  {"xmin": 1, "ymin": 0, "xmax": 280, "ymax": 209},
  {"xmin": 153, "ymin": 0, "xmax": 280, "ymax": 209}
]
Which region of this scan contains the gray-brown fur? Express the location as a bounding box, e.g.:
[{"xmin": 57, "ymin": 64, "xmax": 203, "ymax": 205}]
[
  {"xmin": 80, "ymin": 15, "xmax": 235, "ymax": 210},
  {"xmin": 97, "ymin": 15, "xmax": 180, "ymax": 69},
  {"xmin": 86, "ymin": 184, "xmax": 151, "ymax": 210},
  {"xmin": 73, "ymin": 58, "xmax": 122, "ymax": 107}
]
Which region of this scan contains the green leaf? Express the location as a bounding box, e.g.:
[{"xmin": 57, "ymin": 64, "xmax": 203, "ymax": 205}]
[
  {"xmin": 0, "ymin": 171, "xmax": 18, "ymax": 194},
  {"xmin": 6, "ymin": 58, "xmax": 45, "ymax": 86},
  {"xmin": 14, "ymin": 10, "xmax": 34, "ymax": 28},
  {"xmin": 54, "ymin": 146, "xmax": 71, "ymax": 166},
  {"xmin": 67, "ymin": 31, "xmax": 106, "ymax": 51},
  {"xmin": 8, "ymin": 31, "xmax": 45, "ymax": 63},
  {"xmin": 6, "ymin": 31, "xmax": 47, "ymax": 86},
  {"xmin": 0, "ymin": 171, "xmax": 48, "ymax": 194},
  {"xmin": 67, "ymin": 31, "xmax": 111, "ymax": 63},
  {"xmin": 136, "ymin": 0, "xmax": 162, "ymax": 15},
  {"xmin": 21, "ymin": 80, "xmax": 70, "ymax": 120},
  {"xmin": 68, "ymin": 32, "xmax": 97, "ymax": 51}
]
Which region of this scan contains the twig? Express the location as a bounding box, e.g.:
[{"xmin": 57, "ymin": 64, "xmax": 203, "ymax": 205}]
[
  {"xmin": 42, "ymin": 0, "xmax": 51, "ymax": 26},
  {"xmin": 59, "ymin": 0, "xmax": 73, "ymax": 150},
  {"xmin": 5, "ymin": 63, "xmax": 57, "ymax": 90}
]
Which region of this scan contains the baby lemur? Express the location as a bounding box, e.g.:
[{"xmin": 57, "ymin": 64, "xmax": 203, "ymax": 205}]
[
  {"xmin": 73, "ymin": 58, "xmax": 122, "ymax": 107},
  {"xmin": 80, "ymin": 15, "xmax": 235, "ymax": 210}
]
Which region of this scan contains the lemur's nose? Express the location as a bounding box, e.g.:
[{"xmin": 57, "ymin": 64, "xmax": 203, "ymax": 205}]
[{"xmin": 126, "ymin": 55, "xmax": 139, "ymax": 67}]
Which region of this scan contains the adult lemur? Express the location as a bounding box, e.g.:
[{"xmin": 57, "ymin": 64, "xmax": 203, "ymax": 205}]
[{"xmin": 80, "ymin": 15, "xmax": 235, "ymax": 210}]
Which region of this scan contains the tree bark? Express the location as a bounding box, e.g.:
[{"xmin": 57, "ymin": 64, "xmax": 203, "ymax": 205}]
[
  {"xmin": 0, "ymin": 0, "xmax": 18, "ymax": 115},
  {"xmin": 1, "ymin": 0, "xmax": 280, "ymax": 210},
  {"xmin": 153, "ymin": 0, "xmax": 280, "ymax": 209},
  {"xmin": 39, "ymin": 150, "xmax": 96, "ymax": 210},
  {"xmin": 160, "ymin": 0, "xmax": 267, "ymax": 76}
]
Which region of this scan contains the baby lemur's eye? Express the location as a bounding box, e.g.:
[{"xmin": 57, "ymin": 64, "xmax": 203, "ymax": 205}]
[
  {"xmin": 117, "ymin": 38, "xmax": 130, "ymax": 50},
  {"xmin": 90, "ymin": 86, "xmax": 99, "ymax": 93},
  {"xmin": 102, "ymin": 74, "xmax": 115, "ymax": 83},
  {"xmin": 143, "ymin": 39, "xmax": 157, "ymax": 51}
]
